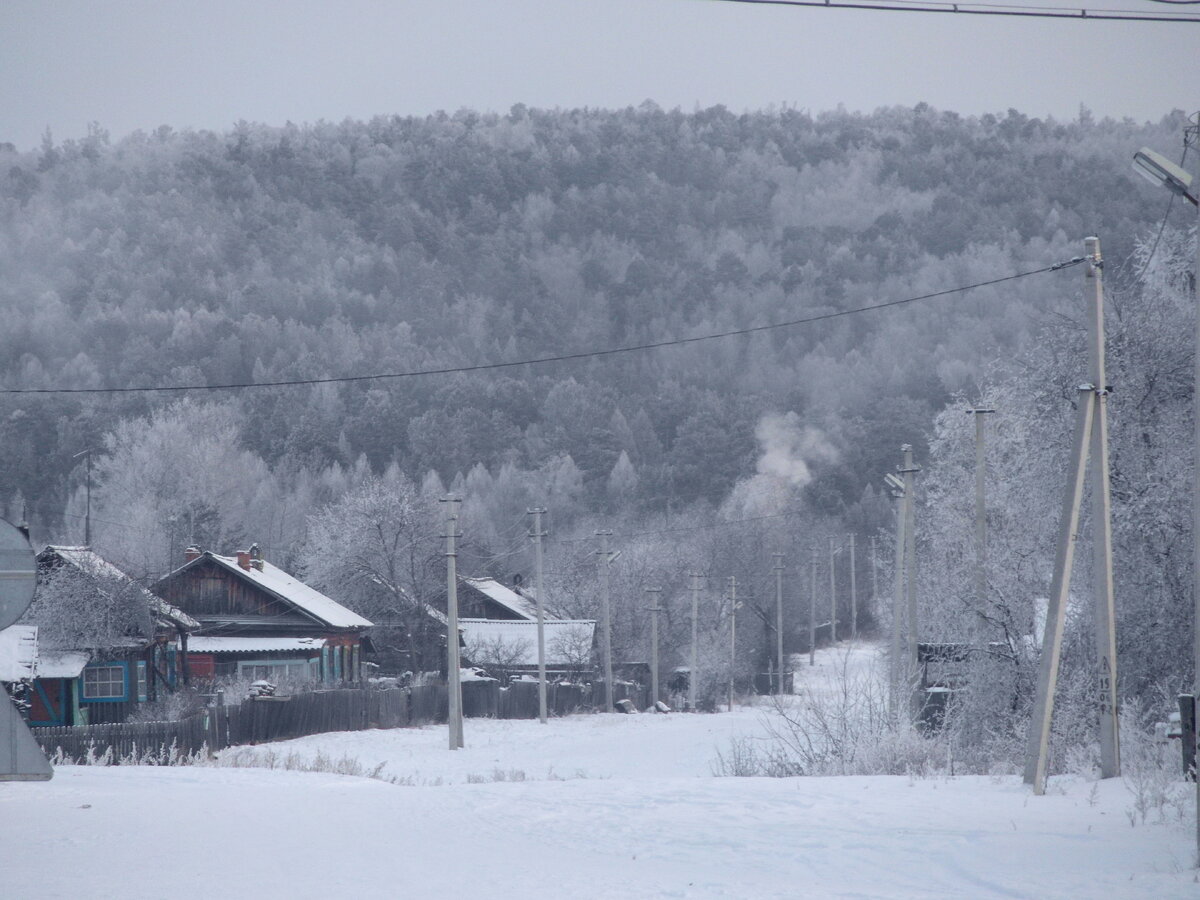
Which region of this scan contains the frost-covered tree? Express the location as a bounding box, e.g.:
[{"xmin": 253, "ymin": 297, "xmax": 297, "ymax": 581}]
[
  {"xmin": 302, "ymin": 468, "xmax": 443, "ymax": 672},
  {"xmin": 81, "ymin": 400, "xmax": 275, "ymax": 577}
]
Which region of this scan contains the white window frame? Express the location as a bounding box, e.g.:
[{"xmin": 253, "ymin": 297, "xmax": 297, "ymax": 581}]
[
  {"xmin": 82, "ymin": 664, "xmax": 128, "ymax": 701},
  {"xmin": 236, "ymin": 658, "xmax": 319, "ymax": 682}
]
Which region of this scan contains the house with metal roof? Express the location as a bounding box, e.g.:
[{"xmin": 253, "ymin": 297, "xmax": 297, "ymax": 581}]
[
  {"xmin": 154, "ymin": 546, "xmax": 373, "ymax": 685},
  {"xmin": 453, "ymin": 577, "xmax": 596, "ymax": 681}
]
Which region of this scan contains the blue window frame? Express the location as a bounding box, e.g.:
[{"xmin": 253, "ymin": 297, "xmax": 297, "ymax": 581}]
[{"xmin": 81, "ymin": 663, "xmax": 129, "ymax": 702}]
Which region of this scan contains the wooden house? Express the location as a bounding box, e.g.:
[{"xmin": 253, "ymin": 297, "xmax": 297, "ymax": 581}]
[
  {"xmin": 5, "ymin": 546, "xmax": 201, "ymax": 726},
  {"xmin": 154, "ymin": 546, "xmax": 373, "ymax": 685}
]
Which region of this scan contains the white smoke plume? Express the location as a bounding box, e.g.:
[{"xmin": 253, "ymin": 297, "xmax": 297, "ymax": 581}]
[{"xmin": 723, "ymin": 412, "xmax": 839, "ymax": 517}]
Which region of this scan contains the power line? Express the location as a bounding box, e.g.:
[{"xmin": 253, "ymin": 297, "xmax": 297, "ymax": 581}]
[
  {"xmin": 697, "ymin": 0, "xmax": 1200, "ymax": 21},
  {"xmin": 1, "ymin": 260, "xmax": 1083, "ymax": 397}
]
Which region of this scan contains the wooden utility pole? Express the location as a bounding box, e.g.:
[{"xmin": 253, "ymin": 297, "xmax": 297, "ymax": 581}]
[
  {"xmin": 646, "ymin": 588, "xmax": 663, "ymax": 706},
  {"xmin": 689, "ymin": 573, "xmax": 701, "ymax": 711},
  {"xmin": 1024, "ymin": 237, "xmax": 1120, "ymax": 794},
  {"xmin": 441, "ymin": 497, "xmax": 464, "ymax": 750},
  {"xmin": 773, "ymin": 553, "xmax": 785, "ymax": 694},
  {"xmin": 528, "ymin": 507, "xmax": 548, "ymax": 725},
  {"xmin": 595, "ymin": 531, "xmax": 616, "ymax": 713}
]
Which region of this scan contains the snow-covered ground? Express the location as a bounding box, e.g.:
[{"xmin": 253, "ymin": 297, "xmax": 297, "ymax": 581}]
[{"xmin": 2, "ymin": 642, "xmax": 1195, "ymax": 899}]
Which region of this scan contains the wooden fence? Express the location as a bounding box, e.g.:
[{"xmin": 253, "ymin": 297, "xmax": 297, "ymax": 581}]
[{"xmin": 30, "ymin": 680, "xmax": 652, "ymax": 762}]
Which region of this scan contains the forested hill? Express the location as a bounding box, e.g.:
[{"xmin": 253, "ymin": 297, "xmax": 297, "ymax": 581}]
[{"xmin": 0, "ymin": 105, "xmax": 1185, "ymax": 540}]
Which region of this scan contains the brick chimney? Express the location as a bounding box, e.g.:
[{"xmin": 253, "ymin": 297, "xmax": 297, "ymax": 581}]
[
  {"xmin": 185, "ymin": 546, "xmax": 202, "ymax": 563},
  {"xmin": 236, "ymin": 550, "xmax": 252, "ymax": 570}
]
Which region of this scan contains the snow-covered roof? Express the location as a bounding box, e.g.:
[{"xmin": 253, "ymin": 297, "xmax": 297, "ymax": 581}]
[
  {"xmin": 459, "ymin": 619, "xmax": 595, "ymax": 667},
  {"xmin": 41, "ymin": 546, "xmax": 200, "ymax": 631},
  {"xmin": 38, "ymin": 650, "xmax": 90, "ymax": 678},
  {"xmin": 181, "ymin": 636, "xmax": 327, "ymax": 654},
  {"xmin": 200, "ymin": 554, "xmax": 373, "ymax": 630},
  {"xmin": 462, "ymin": 577, "xmax": 541, "ymax": 620},
  {"xmin": 0, "ymin": 625, "xmax": 38, "ymax": 681},
  {"xmin": 0, "ymin": 627, "xmax": 91, "ymax": 680}
]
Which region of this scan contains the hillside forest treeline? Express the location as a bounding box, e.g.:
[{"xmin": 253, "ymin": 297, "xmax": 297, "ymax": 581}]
[{"xmin": 2, "ymin": 104, "xmax": 1196, "ymax": 764}]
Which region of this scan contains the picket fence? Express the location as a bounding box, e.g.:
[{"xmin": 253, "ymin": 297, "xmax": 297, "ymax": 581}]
[{"xmin": 31, "ymin": 679, "xmax": 651, "ymax": 762}]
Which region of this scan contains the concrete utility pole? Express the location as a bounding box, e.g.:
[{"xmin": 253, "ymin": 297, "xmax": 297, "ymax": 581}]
[
  {"xmin": 646, "ymin": 588, "xmax": 663, "ymax": 706},
  {"xmin": 849, "ymin": 534, "xmax": 858, "ymax": 641},
  {"xmin": 727, "ymin": 576, "xmax": 739, "ymax": 712},
  {"xmin": 773, "ymin": 553, "xmax": 785, "ymax": 694},
  {"xmin": 689, "ymin": 573, "xmax": 701, "ymax": 711},
  {"xmin": 828, "ymin": 537, "xmax": 838, "ymax": 643},
  {"xmin": 73, "ymin": 448, "xmax": 93, "ymax": 546},
  {"xmin": 441, "ymin": 497, "xmax": 464, "ymax": 750},
  {"xmin": 888, "ymin": 460, "xmax": 907, "ymax": 703},
  {"xmin": 1193, "ymin": 131, "xmax": 1200, "ymax": 862},
  {"xmin": 808, "ymin": 546, "xmax": 817, "ymax": 667},
  {"xmin": 595, "ymin": 530, "xmax": 616, "ymax": 713},
  {"xmin": 966, "ymin": 407, "xmax": 996, "ymax": 618},
  {"xmin": 870, "ymin": 534, "xmax": 878, "ymax": 627},
  {"xmin": 900, "ymin": 445, "xmax": 921, "ymax": 670},
  {"xmin": 528, "ymin": 508, "xmax": 548, "ymax": 725},
  {"xmin": 1024, "ymin": 237, "xmax": 1120, "ymax": 794}
]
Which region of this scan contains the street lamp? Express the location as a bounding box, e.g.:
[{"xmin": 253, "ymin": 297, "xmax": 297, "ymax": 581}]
[
  {"xmin": 1133, "ymin": 135, "xmax": 1199, "ymax": 860},
  {"xmin": 1133, "ymin": 147, "xmax": 1197, "ymax": 206}
]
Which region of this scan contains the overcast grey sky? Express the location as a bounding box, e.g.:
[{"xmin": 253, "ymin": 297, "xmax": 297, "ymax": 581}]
[{"xmin": 2, "ymin": 0, "xmax": 1196, "ymax": 150}]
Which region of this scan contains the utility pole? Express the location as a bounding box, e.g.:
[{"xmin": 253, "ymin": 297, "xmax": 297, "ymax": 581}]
[
  {"xmin": 849, "ymin": 534, "xmax": 858, "ymax": 641},
  {"xmin": 689, "ymin": 573, "xmax": 701, "ymax": 711},
  {"xmin": 528, "ymin": 508, "xmax": 548, "ymax": 725},
  {"xmin": 966, "ymin": 407, "xmax": 996, "ymax": 619},
  {"xmin": 808, "ymin": 546, "xmax": 816, "ymax": 667},
  {"xmin": 828, "ymin": 536, "xmax": 838, "ymax": 643},
  {"xmin": 1024, "ymin": 237, "xmax": 1120, "ymax": 794},
  {"xmin": 773, "ymin": 553, "xmax": 785, "ymax": 694},
  {"xmin": 441, "ymin": 497, "xmax": 464, "ymax": 750},
  {"xmin": 1192, "ymin": 120, "xmax": 1200, "ymax": 863},
  {"xmin": 646, "ymin": 588, "xmax": 663, "ymax": 706},
  {"xmin": 870, "ymin": 534, "xmax": 878, "ymax": 628},
  {"xmin": 887, "ymin": 462, "xmax": 907, "ymax": 705},
  {"xmin": 727, "ymin": 576, "xmax": 739, "ymax": 712},
  {"xmin": 73, "ymin": 448, "xmax": 93, "ymax": 546},
  {"xmin": 901, "ymin": 445, "xmax": 920, "ymax": 670},
  {"xmin": 595, "ymin": 531, "xmax": 616, "ymax": 713}
]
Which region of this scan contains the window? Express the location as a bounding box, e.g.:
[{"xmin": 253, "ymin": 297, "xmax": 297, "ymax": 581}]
[
  {"xmin": 136, "ymin": 661, "xmax": 148, "ymax": 702},
  {"xmin": 82, "ymin": 664, "xmax": 127, "ymax": 701},
  {"xmin": 236, "ymin": 658, "xmax": 319, "ymax": 683}
]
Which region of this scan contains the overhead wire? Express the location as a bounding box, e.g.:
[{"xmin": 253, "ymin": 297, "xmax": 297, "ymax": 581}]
[
  {"xmin": 1, "ymin": 259, "xmax": 1085, "ymax": 397},
  {"xmin": 696, "ymin": 0, "xmax": 1200, "ymax": 21}
]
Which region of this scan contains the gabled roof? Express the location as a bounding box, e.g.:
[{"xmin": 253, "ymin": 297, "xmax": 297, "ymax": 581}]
[
  {"xmin": 39, "ymin": 546, "xmax": 200, "ymax": 632},
  {"xmin": 462, "ymin": 577, "xmax": 540, "ymax": 620},
  {"xmin": 167, "ymin": 552, "xmax": 372, "ymax": 630}
]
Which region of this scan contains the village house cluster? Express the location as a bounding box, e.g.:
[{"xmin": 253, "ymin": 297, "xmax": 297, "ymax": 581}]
[{"xmin": 0, "ymin": 544, "xmax": 594, "ymax": 726}]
